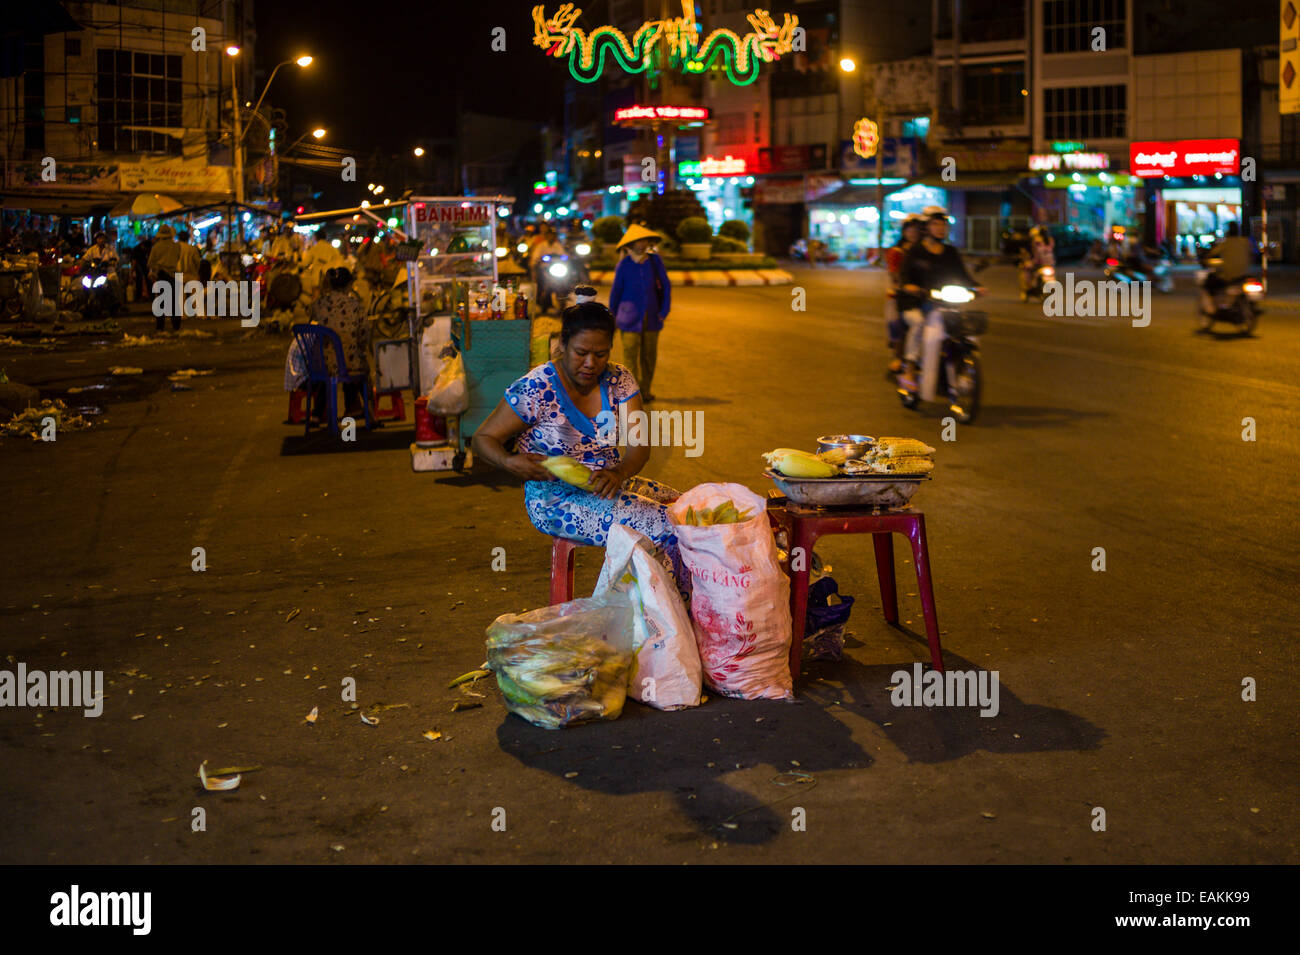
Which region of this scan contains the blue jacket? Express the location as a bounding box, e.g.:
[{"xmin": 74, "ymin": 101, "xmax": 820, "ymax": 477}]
[{"xmin": 608, "ymin": 252, "xmax": 670, "ymax": 332}]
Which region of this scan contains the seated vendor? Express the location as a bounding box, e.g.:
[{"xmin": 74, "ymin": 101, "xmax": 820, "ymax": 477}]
[{"xmin": 472, "ymin": 302, "xmax": 686, "ymax": 592}]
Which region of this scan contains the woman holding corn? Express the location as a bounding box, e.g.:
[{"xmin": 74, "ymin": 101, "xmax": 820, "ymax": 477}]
[{"xmin": 472, "ymin": 302, "xmax": 687, "ymax": 592}]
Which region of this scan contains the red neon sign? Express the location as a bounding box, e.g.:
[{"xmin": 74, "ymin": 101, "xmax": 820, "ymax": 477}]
[
  {"xmin": 614, "ymin": 105, "xmax": 711, "ymax": 123},
  {"xmin": 1129, "ymin": 139, "xmax": 1240, "ymax": 178}
]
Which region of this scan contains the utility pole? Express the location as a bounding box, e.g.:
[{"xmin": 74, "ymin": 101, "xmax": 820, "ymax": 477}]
[{"xmin": 231, "ymin": 55, "xmax": 244, "ymax": 205}]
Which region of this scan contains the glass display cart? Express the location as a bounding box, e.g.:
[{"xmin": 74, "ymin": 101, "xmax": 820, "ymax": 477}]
[{"xmin": 405, "ymin": 196, "xmax": 529, "ymax": 470}]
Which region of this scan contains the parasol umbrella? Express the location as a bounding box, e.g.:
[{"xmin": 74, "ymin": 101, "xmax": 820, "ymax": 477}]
[{"xmin": 109, "ymin": 193, "xmax": 185, "ymax": 217}]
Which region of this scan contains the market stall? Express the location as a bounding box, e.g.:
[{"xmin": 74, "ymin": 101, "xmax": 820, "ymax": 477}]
[{"xmin": 404, "ymin": 196, "xmax": 533, "ymax": 471}]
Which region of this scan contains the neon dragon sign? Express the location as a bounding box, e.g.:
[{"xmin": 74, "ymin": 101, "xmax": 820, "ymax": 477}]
[{"xmin": 532, "ymin": 2, "xmax": 800, "ymax": 86}]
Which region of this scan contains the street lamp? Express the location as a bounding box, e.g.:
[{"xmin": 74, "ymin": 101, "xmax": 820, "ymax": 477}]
[
  {"xmin": 285, "ymin": 127, "xmax": 326, "ymax": 153},
  {"xmin": 226, "ymin": 46, "xmax": 244, "ymax": 203},
  {"xmin": 839, "ymin": 57, "xmax": 856, "ymax": 72},
  {"xmin": 413, "ymin": 146, "xmax": 425, "ymax": 157},
  {"xmin": 241, "ymin": 54, "xmax": 313, "ymax": 145}
]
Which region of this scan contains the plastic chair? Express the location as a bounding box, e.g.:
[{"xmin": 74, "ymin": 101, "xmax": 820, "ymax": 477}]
[
  {"xmin": 372, "ymin": 389, "xmax": 406, "ymax": 421},
  {"xmin": 550, "ymin": 536, "xmax": 599, "ymax": 605},
  {"xmin": 291, "ymin": 324, "xmax": 376, "ymax": 436}
]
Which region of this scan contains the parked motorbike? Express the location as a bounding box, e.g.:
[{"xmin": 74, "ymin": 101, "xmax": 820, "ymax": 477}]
[
  {"xmin": 1195, "ymin": 263, "xmax": 1263, "ymax": 335},
  {"xmin": 897, "ymin": 285, "xmax": 987, "ymax": 424}
]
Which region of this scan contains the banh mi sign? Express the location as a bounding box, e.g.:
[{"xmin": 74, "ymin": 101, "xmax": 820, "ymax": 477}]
[{"xmin": 1129, "ymin": 139, "xmax": 1240, "ymax": 177}]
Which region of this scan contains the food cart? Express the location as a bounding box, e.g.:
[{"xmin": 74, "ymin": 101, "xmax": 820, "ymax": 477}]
[{"xmin": 404, "ymin": 196, "xmax": 536, "ymax": 471}]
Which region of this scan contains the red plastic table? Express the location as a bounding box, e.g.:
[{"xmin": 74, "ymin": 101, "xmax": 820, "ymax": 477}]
[{"xmin": 767, "ymin": 499, "xmax": 944, "ymax": 678}]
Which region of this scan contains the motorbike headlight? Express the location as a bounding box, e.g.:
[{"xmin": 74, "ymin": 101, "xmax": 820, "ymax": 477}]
[
  {"xmin": 935, "ymin": 285, "xmax": 974, "ymax": 304},
  {"xmin": 575, "ymin": 243, "xmax": 591, "ymax": 257},
  {"xmin": 1041, "ymin": 267, "xmax": 1055, "ymax": 278},
  {"xmin": 241, "ymin": 254, "xmax": 254, "ymax": 266},
  {"xmin": 548, "ymin": 262, "xmax": 569, "ymax": 278},
  {"xmin": 494, "ymin": 247, "xmax": 508, "ymax": 258},
  {"xmin": 81, "ymin": 276, "xmax": 92, "ymax": 288},
  {"xmin": 1243, "ymin": 281, "xmax": 1264, "ymax": 295},
  {"xmin": 516, "ymin": 243, "xmax": 528, "ymax": 254},
  {"xmin": 93, "ymin": 276, "xmax": 107, "ymax": 288}
]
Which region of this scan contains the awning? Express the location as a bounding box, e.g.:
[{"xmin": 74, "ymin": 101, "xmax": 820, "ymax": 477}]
[{"xmin": 1, "ymin": 194, "xmax": 118, "ymax": 216}]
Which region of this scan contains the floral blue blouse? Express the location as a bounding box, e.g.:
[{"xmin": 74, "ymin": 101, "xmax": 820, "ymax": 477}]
[{"xmin": 504, "ymin": 360, "xmax": 685, "ymax": 592}]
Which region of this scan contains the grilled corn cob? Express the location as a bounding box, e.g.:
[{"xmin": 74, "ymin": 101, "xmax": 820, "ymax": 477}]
[
  {"xmin": 873, "ymin": 437, "xmax": 936, "ymax": 458},
  {"xmin": 816, "ymin": 446, "xmax": 851, "ymax": 465},
  {"xmin": 762, "ymin": 448, "xmax": 840, "ymax": 478},
  {"xmin": 869, "ymin": 455, "xmax": 934, "ymax": 474}
]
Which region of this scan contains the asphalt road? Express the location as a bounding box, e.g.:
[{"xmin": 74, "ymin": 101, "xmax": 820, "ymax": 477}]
[{"xmin": 0, "ymin": 262, "xmax": 1296, "ymax": 864}]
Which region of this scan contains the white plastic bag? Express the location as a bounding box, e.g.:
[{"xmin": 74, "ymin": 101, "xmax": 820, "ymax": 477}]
[
  {"xmin": 428, "ymin": 350, "xmax": 468, "ymax": 414},
  {"xmin": 593, "ymin": 524, "xmax": 702, "ymax": 710},
  {"xmin": 668, "ymin": 483, "xmax": 794, "ymax": 701}
]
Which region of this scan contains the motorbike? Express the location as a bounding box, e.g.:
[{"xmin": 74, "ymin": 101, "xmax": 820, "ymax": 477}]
[
  {"xmin": 1195, "ymin": 262, "xmax": 1263, "ymax": 335},
  {"xmin": 537, "ymin": 253, "xmax": 575, "ymax": 314},
  {"xmin": 897, "ymin": 285, "xmax": 987, "ymax": 424},
  {"xmin": 1019, "ymin": 259, "xmax": 1056, "ymax": 302},
  {"xmin": 1103, "ymin": 250, "xmax": 1174, "ymax": 293},
  {"xmin": 74, "ymin": 259, "xmax": 122, "ymax": 320}
]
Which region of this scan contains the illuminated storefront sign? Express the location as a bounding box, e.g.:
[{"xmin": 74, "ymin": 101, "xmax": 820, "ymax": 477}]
[
  {"xmin": 680, "ymin": 155, "xmax": 747, "ymax": 177},
  {"xmin": 533, "ymin": 180, "xmax": 557, "ymax": 195},
  {"xmin": 614, "ymin": 105, "xmax": 711, "ymax": 123},
  {"xmin": 532, "ymin": 2, "xmax": 799, "ymax": 86},
  {"xmin": 852, "ymin": 118, "xmax": 879, "ymax": 159},
  {"xmin": 1129, "ymin": 139, "xmax": 1240, "ymax": 177},
  {"xmin": 1028, "ymin": 151, "xmax": 1110, "ymax": 171}
]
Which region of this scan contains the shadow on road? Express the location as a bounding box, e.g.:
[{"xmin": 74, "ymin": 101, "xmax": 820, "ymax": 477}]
[
  {"xmin": 278, "ymin": 426, "xmax": 412, "ymax": 455},
  {"xmin": 953, "ymin": 405, "xmax": 1109, "ymax": 429},
  {"xmin": 494, "ymin": 641, "xmax": 1103, "ymax": 845}
]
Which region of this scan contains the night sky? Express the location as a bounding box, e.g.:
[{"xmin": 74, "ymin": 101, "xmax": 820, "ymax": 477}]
[{"xmin": 255, "ymin": 0, "xmax": 569, "ymax": 155}]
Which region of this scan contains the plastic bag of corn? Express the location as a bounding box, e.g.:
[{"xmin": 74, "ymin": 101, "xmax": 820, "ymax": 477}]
[{"xmin": 485, "ymin": 591, "xmax": 634, "ymax": 729}]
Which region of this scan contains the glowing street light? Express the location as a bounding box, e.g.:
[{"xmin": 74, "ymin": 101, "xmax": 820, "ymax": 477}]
[
  {"xmin": 312, "ymin": 127, "xmax": 325, "ymax": 139},
  {"xmin": 413, "ymin": 146, "xmax": 426, "ymax": 157},
  {"xmin": 373, "ymin": 185, "xmax": 384, "ymax": 195},
  {"xmin": 839, "ymin": 57, "xmax": 856, "ymax": 72},
  {"xmin": 295, "ymin": 55, "xmax": 313, "ymax": 67}
]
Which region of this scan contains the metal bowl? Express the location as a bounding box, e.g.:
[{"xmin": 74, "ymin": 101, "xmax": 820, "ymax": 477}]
[
  {"xmin": 765, "ymin": 469, "xmax": 926, "ymax": 509},
  {"xmin": 815, "ymin": 434, "xmax": 875, "ymax": 461}
]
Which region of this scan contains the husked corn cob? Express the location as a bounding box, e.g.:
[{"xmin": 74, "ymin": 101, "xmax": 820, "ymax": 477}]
[
  {"xmin": 541, "ymin": 455, "xmax": 593, "ymax": 487},
  {"xmin": 763, "ymin": 448, "xmax": 840, "ymax": 478},
  {"xmin": 873, "ymin": 437, "xmax": 936, "ymax": 458}
]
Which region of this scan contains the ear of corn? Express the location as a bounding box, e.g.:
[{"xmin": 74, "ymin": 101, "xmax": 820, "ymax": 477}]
[
  {"xmin": 874, "ymin": 438, "xmax": 936, "ymax": 458},
  {"xmin": 763, "ymin": 448, "xmax": 840, "ymax": 478},
  {"xmin": 541, "ymin": 455, "xmax": 594, "ymax": 487},
  {"xmin": 869, "ymin": 455, "xmax": 934, "ymax": 474},
  {"xmin": 679, "ymin": 499, "xmax": 754, "ymax": 525},
  {"xmin": 816, "ymin": 447, "xmax": 851, "ymax": 465}
]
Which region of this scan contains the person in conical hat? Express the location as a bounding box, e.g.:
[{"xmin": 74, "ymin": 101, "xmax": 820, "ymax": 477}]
[{"xmin": 609, "ymin": 223, "xmax": 670, "ymax": 402}]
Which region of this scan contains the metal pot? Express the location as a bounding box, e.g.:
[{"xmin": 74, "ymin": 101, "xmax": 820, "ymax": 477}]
[{"xmin": 815, "ymin": 434, "xmax": 875, "ymax": 461}]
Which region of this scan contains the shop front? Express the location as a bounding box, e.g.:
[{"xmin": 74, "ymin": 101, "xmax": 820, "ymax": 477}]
[
  {"xmin": 806, "ymin": 183, "xmax": 949, "ymax": 260},
  {"xmin": 678, "ymin": 155, "xmax": 756, "ymax": 232},
  {"xmin": 1023, "ymin": 146, "xmax": 1141, "ymax": 242},
  {"xmin": 1130, "ymin": 139, "xmax": 1242, "ymax": 258}
]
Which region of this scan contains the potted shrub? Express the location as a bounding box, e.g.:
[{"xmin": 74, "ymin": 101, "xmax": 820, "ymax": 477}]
[
  {"xmin": 710, "ymin": 235, "xmax": 751, "ymax": 263},
  {"xmin": 718, "ymin": 219, "xmax": 751, "ymax": 247},
  {"xmin": 676, "ymin": 216, "xmax": 714, "ymax": 260}
]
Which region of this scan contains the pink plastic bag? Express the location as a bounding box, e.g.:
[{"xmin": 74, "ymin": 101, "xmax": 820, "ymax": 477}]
[{"xmin": 668, "ymin": 483, "xmax": 794, "ymax": 701}]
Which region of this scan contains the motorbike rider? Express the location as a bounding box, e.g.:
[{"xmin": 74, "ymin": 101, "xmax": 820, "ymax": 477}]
[
  {"xmin": 1199, "ymin": 220, "xmax": 1254, "ymax": 315},
  {"xmin": 885, "ymin": 213, "xmax": 925, "ymax": 373},
  {"xmin": 1019, "ymin": 225, "xmax": 1055, "ymax": 301},
  {"xmin": 898, "ymin": 206, "xmax": 985, "ymax": 393},
  {"xmin": 82, "ymin": 231, "xmax": 123, "ymax": 311},
  {"xmin": 528, "ymin": 224, "xmax": 567, "ymax": 312}
]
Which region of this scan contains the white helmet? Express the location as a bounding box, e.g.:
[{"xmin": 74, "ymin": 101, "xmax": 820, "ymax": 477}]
[{"xmin": 922, "ymin": 205, "xmax": 950, "ymax": 221}]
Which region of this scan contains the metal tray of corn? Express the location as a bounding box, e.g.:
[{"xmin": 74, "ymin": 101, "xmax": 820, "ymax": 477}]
[{"xmin": 764, "ymin": 469, "xmax": 929, "ymax": 508}]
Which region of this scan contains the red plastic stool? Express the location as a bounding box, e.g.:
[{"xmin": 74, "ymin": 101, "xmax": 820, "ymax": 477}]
[
  {"xmin": 550, "ymin": 536, "xmax": 599, "ymax": 605},
  {"xmin": 372, "ymin": 389, "xmax": 406, "ymax": 422},
  {"xmin": 287, "ymin": 388, "xmax": 309, "ymax": 423},
  {"xmin": 768, "ymin": 500, "xmax": 944, "ymax": 678}
]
